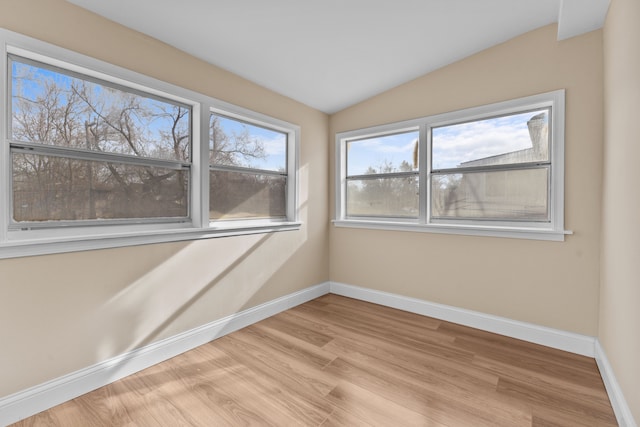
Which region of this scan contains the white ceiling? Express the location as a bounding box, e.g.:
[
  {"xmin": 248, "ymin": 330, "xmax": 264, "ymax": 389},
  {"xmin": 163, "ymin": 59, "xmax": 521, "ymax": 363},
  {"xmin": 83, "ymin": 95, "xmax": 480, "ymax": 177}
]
[{"xmin": 66, "ymin": 0, "xmax": 610, "ymax": 114}]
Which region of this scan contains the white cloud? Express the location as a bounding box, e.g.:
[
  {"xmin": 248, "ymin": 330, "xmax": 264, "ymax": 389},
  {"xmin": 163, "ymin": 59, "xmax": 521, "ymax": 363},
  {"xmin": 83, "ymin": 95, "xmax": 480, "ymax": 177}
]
[
  {"xmin": 258, "ymin": 135, "xmax": 286, "ymax": 156},
  {"xmin": 348, "ymin": 134, "xmax": 417, "ymax": 175},
  {"xmin": 346, "ymin": 110, "xmax": 547, "ymax": 174},
  {"xmin": 432, "ymin": 112, "xmax": 544, "ymax": 169}
]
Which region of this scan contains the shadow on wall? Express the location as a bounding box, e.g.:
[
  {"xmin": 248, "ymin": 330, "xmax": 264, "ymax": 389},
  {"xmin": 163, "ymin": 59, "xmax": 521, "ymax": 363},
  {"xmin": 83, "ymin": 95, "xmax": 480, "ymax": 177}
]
[{"xmin": 93, "ymin": 164, "xmax": 311, "ymax": 370}]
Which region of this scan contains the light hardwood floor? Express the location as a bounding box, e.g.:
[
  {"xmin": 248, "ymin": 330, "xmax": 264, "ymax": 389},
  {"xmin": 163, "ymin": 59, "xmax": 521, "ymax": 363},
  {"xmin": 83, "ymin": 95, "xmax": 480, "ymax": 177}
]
[{"xmin": 12, "ymin": 294, "xmax": 617, "ymax": 426}]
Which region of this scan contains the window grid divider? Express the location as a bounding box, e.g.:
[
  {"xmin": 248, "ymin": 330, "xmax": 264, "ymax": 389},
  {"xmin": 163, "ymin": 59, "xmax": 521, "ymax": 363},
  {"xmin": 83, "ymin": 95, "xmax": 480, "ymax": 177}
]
[
  {"xmin": 0, "ymin": 47, "xmax": 8, "ymax": 243},
  {"xmin": 335, "ymin": 90, "xmax": 568, "ymax": 240},
  {"xmin": 9, "ymin": 142, "xmax": 191, "ymax": 170},
  {"xmin": 0, "ymin": 28, "xmax": 301, "ymax": 258}
]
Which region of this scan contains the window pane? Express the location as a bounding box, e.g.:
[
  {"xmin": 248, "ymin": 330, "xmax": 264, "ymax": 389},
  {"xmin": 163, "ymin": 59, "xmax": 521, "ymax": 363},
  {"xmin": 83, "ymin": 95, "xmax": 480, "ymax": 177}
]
[
  {"xmin": 431, "ymin": 168, "xmax": 549, "ymax": 221},
  {"xmin": 347, "ymin": 131, "xmax": 419, "ymax": 176},
  {"xmin": 432, "ymin": 109, "xmax": 549, "ymax": 170},
  {"xmin": 210, "ymin": 114, "xmax": 286, "ymax": 172},
  {"xmin": 347, "ymin": 176, "xmax": 418, "ymax": 218},
  {"xmin": 11, "ymin": 58, "xmax": 191, "ymax": 162},
  {"xmin": 210, "ymin": 170, "xmax": 286, "ymax": 220},
  {"xmin": 12, "ymin": 153, "xmax": 188, "ymax": 222}
]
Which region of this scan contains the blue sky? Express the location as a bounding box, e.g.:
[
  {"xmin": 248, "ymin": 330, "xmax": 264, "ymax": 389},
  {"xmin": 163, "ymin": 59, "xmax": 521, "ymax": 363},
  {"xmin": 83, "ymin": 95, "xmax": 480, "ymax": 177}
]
[
  {"xmin": 15, "ymin": 59, "xmax": 546, "ymax": 176},
  {"xmin": 347, "ymin": 110, "xmax": 549, "ymax": 175},
  {"xmin": 347, "ymin": 131, "xmax": 418, "ymax": 176},
  {"xmin": 12, "ymin": 59, "xmax": 190, "ymax": 161},
  {"xmin": 14, "ymin": 58, "xmax": 287, "ymax": 171},
  {"xmin": 213, "ymin": 115, "xmax": 286, "ymax": 172},
  {"xmin": 432, "ymin": 110, "xmax": 549, "ymax": 169}
]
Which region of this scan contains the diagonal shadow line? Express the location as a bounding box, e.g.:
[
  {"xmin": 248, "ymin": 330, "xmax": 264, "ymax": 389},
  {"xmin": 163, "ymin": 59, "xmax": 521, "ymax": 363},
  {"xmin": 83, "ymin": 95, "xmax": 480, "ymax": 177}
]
[{"xmin": 133, "ymin": 233, "xmax": 274, "ymax": 350}]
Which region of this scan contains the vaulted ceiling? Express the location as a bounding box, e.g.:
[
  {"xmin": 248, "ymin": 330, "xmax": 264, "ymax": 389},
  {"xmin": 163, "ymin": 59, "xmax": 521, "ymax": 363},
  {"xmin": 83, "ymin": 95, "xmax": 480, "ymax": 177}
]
[{"xmin": 66, "ymin": 0, "xmax": 610, "ymax": 113}]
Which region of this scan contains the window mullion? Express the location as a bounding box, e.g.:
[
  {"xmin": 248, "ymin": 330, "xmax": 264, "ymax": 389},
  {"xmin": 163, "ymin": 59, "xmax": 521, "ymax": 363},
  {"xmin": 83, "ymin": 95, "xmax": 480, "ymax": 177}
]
[
  {"xmin": 335, "ymin": 90, "xmax": 565, "ymax": 238},
  {"xmin": 9, "ymin": 142, "xmax": 190, "ymax": 170},
  {"xmin": 287, "ymin": 127, "xmax": 299, "ymax": 222},
  {"xmin": 193, "ymin": 103, "xmax": 208, "ymax": 228},
  {"xmin": 336, "ymin": 137, "xmax": 347, "ymax": 220},
  {"xmin": 550, "ymin": 90, "xmax": 565, "ymax": 232},
  {"xmin": 210, "ymin": 164, "xmax": 287, "ymax": 177},
  {"xmin": 0, "ymin": 46, "xmax": 8, "ymax": 243},
  {"xmin": 0, "ymin": 28, "xmax": 299, "ymax": 258},
  {"xmin": 432, "ymin": 161, "xmax": 552, "ymax": 175},
  {"xmin": 346, "ymin": 171, "xmax": 418, "ymax": 180},
  {"xmin": 420, "ymin": 123, "xmax": 429, "ymax": 225}
]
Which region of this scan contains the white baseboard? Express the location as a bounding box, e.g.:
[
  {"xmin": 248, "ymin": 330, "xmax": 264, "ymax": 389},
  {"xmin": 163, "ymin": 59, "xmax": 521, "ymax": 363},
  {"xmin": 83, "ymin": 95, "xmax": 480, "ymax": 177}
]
[
  {"xmin": 330, "ymin": 282, "xmax": 640, "ymax": 426},
  {"xmin": 595, "ymin": 340, "xmax": 638, "ymax": 427},
  {"xmin": 3, "ymin": 280, "xmax": 634, "ymax": 427},
  {"xmin": 329, "ymin": 281, "xmax": 596, "ymax": 357},
  {"xmin": 0, "ymin": 282, "xmax": 331, "ymax": 426}
]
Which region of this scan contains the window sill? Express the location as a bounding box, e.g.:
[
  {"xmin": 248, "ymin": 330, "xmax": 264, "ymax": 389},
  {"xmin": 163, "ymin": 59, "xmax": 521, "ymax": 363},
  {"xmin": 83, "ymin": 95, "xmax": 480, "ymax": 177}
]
[
  {"xmin": 0, "ymin": 222, "xmax": 302, "ymax": 259},
  {"xmin": 332, "ymin": 219, "xmax": 572, "ymax": 242}
]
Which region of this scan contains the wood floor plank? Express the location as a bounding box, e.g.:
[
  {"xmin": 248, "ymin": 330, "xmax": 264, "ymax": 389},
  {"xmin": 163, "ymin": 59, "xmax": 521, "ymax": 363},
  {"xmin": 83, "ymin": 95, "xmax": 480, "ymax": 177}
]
[
  {"xmin": 323, "ymin": 334, "xmax": 499, "ymax": 388},
  {"xmin": 191, "ymin": 349, "xmax": 311, "ymax": 426},
  {"xmin": 455, "ymin": 335, "xmax": 604, "ymax": 390},
  {"xmin": 440, "ymin": 320, "xmax": 600, "ymax": 374},
  {"xmin": 323, "ymin": 343, "xmax": 532, "ymax": 427},
  {"xmin": 13, "ymin": 400, "xmax": 85, "ymax": 427},
  {"xmin": 319, "ymin": 407, "xmax": 373, "ymax": 427},
  {"xmin": 474, "ymin": 355, "xmax": 611, "ymax": 404},
  {"xmin": 497, "ymin": 377, "xmax": 618, "ymax": 426},
  {"xmin": 11, "ymin": 295, "xmax": 616, "ymax": 427},
  {"xmin": 210, "ymin": 334, "xmax": 336, "ymax": 422},
  {"xmin": 314, "ymin": 294, "xmax": 442, "ymax": 331},
  {"xmin": 325, "ymin": 380, "xmax": 443, "ymax": 427},
  {"xmin": 325, "ymin": 355, "xmax": 531, "ymax": 427},
  {"xmin": 255, "ymin": 314, "xmax": 334, "ymax": 347},
  {"xmin": 245, "ymin": 322, "xmax": 337, "ymax": 368},
  {"xmin": 303, "ymin": 298, "xmax": 449, "ymax": 345},
  {"xmin": 158, "ymin": 350, "xmax": 280, "ymax": 427},
  {"xmin": 289, "ymin": 304, "xmax": 472, "ymax": 362},
  {"xmin": 214, "ymin": 335, "xmax": 338, "ymax": 398}
]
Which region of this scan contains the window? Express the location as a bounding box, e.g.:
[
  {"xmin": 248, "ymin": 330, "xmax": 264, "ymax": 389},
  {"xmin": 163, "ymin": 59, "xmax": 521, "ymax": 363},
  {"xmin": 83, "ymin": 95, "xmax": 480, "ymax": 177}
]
[
  {"xmin": 345, "ymin": 130, "xmax": 419, "ymax": 218},
  {"xmin": 430, "ymin": 109, "xmax": 550, "ymax": 222},
  {"xmin": 10, "ymin": 56, "xmax": 192, "ymax": 226},
  {"xmin": 209, "ymin": 114, "xmax": 289, "ymax": 221},
  {"xmin": 335, "ymin": 90, "xmax": 568, "ymax": 241},
  {"xmin": 0, "ymin": 29, "xmax": 299, "ymax": 259}
]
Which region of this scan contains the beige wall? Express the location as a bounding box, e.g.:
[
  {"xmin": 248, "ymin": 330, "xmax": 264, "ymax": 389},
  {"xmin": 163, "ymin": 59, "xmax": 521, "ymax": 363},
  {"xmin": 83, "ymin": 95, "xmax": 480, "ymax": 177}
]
[
  {"xmin": 0, "ymin": 0, "xmax": 329, "ymax": 397},
  {"xmin": 3, "ymin": 0, "xmax": 633, "ymax": 416},
  {"xmin": 601, "ymin": 0, "xmax": 640, "ymax": 420},
  {"xmin": 330, "ymin": 25, "xmax": 604, "ymax": 336}
]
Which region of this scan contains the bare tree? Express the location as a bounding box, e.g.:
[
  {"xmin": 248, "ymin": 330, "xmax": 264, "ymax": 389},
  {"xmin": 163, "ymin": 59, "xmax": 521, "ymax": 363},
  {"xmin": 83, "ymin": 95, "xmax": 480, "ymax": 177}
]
[
  {"xmin": 348, "ymin": 160, "xmax": 418, "ymax": 217},
  {"xmin": 11, "ymin": 60, "xmax": 274, "ymax": 223},
  {"xmin": 11, "ymin": 62, "xmax": 192, "ymax": 221},
  {"xmin": 209, "ymin": 115, "xmax": 266, "ymax": 167}
]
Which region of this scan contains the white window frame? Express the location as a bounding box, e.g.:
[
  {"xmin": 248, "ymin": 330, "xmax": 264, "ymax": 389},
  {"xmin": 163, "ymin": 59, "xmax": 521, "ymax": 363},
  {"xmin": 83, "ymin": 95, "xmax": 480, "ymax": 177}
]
[
  {"xmin": 0, "ymin": 28, "xmax": 299, "ymax": 259},
  {"xmin": 334, "ymin": 90, "xmax": 571, "ymax": 241},
  {"xmin": 208, "ymin": 106, "xmax": 298, "ymax": 228}
]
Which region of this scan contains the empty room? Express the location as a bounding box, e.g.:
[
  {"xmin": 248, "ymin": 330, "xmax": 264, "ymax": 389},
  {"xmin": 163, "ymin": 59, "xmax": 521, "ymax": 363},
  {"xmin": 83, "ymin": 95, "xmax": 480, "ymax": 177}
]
[{"xmin": 0, "ymin": 0, "xmax": 638, "ymax": 425}]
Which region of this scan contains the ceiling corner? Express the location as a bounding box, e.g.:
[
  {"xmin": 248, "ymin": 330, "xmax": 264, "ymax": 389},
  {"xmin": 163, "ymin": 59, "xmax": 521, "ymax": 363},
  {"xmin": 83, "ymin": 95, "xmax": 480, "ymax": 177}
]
[{"xmin": 557, "ymin": 0, "xmax": 611, "ymax": 41}]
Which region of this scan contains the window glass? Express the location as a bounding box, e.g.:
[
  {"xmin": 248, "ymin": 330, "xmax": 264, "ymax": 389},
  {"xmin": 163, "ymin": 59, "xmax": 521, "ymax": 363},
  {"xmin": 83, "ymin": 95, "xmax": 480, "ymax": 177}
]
[
  {"xmin": 210, "ymin": 114, "xmax": 286, "ymax": 172},
  {"xmin": 347, "ymin": 131, "xmax": 418, "ymax": 176},
  {"xmin": 12, "ymin": 153, "xmax": 188, "ymax": 222},
  {"xmin": 0, "ymin": 31, "xmax": 299, "ymax": 258},
  {"xmin": 431, "ymin": 109, "xmax": 549, "ymax": 170},
  {"xmin": 347, "ymin": 176, "xmax": 418, "ymax": 218},
  {"xmin": 430, "ymin": 108, "xmax": 551, "ymax": 223},
  {"xmin": 335, "ymin": 90, "xmax": 564, "ymax": 239},
  {"xmin": 345, "ymin": 130, "xmax": 419, "ymax": 219},
  {"xmin": 11, "ymin": 58, "xmax": 191, "ymax": 162},
  {"xmin": 9, "ymin": 56, "xmax": 192, "ymax": 227},
  {"xmin": 209, "ymin": 114, "xmax": 289, "ymax": 221},
  {"xmin": 431, "ymin": 168, "xmax": 549, "ymax": 221},
  {"xmin": 209, "ymin": 170, "xmax": 286, "ymax": 220}
]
